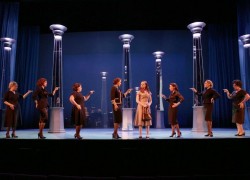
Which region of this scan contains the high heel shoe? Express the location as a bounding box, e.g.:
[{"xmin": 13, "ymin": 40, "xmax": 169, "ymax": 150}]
[
  {"xmin": 236, "ymin": 132, "xmax": 245, "ymax": 136},
  {"xmin": 169, "ymin": 132, "xmax": 176, "ymax": 137},
  {"xmin": 11, "ymin": 133, "xmax": 18, "ymax": 138},
  {"xmin": 74, "ymin": 134, "xmax": 82, "ymax": 139},
  {"xmin": 177, "ymin": 132, "xmax": 182, "ymax": 138},
  {"xmin": 6, "ymin": 133, "xmax": 10, "ymax": 138},
  {"xmin": 205, "ymin": 132, "xmax": 213, "ymax": 137},
  {"xmin": 38, "ymin": 133, "xmax": 46, "ymax": 139}
]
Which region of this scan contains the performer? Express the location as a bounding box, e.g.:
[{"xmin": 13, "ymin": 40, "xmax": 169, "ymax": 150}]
[
  {"xmin": 110, "ymin": 77, "xmax": 132, "ymax": 139},
  {"xmin": 223, "ymin": 80, "xmax": 250, "ymax": 136},
  {"xmin": 69, "ymin": 83, "xmax": 94, "ymax": 139},
  {"xmin": 134, "ymin": 81, "xmax": 152, "ymax": 139},
  {"xmin": 190, "ymin": 80, "xmax": 220, "ymax": 137},
  {"xmin": 32, "ymin": 78, "xmax": 59, "ymax": 139},
  {"xmin": 4, "ymin": 81, "xmax": 32, "ymax": 138},
  {"xmin": 162, "ymin": 83, "xmax": 184, "ymax": 138}
]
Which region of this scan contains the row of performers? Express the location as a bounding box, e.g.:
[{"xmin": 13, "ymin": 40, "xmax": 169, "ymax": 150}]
[{"xmin": 2, "ymin": 78, "xmax": 249, "ymax": 139}]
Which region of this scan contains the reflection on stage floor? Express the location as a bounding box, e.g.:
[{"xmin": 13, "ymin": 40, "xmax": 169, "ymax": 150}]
[{"xmin": 0, "ymin": 128, "xmax": 249, "ymax": 140}]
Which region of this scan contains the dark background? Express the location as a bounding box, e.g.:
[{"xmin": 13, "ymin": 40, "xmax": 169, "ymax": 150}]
[{"xmin": 3, "ymin": 0, "xmax": 241, "ymax": 128}]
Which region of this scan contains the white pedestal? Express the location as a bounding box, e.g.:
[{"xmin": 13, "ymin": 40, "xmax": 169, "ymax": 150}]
[
  {"xmin": 244, "ymin": 107, "xmax": 250, "ymax": 130},
  {"xmin": 49, "ymin": 107, "xmax": 65, "ymax": 133},
  {"xmin": 122, "ymin": 108, "xmax": 134, "ymax": 131},
  {"xmin": 192, "ymin": 106, "xmax": 207, "ymax": 132},
  {"xmin": 156, "ymin": 110, "xmax": 165, "ymax": 128}
]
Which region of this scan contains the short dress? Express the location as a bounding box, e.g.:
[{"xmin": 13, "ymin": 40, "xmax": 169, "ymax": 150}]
[
  {"xmin": 231, "ymin": 89, "xmax": 247, "ymax": 124},
  {"xmin": 134, "ymin": 91, "xmax": 152, "ymax": 127},
  {"xmin": 70, "ymin": 91, "xmax": 86, "ymax": 126}
]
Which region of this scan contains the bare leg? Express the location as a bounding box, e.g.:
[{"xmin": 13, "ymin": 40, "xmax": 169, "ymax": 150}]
[
  {"xmin": 139, "ymin": 125, "xmax": 142, "ymax": 137},
  {"xmin": 146, "ymin": 125, "xmax": 150, "ymax": 138},
  {"xmin": 176, "ymin": 124, "xmax": 181, "ymax": 137},
  {"xmin": 169, "ymin": 125, "xmax": 176, "ymax": 137}
]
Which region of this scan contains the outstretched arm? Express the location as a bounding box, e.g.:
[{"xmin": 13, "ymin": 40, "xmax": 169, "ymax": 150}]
[
  {"xmin": 23, "ymin": 90, "xmax": 33, "ymax": 99},
  {"xmin": 223, "ymin": 89, "xmax": 232, "ymax": 99},
  {"xmin": 84, "ymin": 90, "xmax": 94, "ymax": 101}
]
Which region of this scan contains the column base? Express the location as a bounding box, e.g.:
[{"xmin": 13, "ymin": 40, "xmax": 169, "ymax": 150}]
[
  {"xmin": 192, "ymin": 106, "xmax": 207, "ymax": 132},
  {"xmin": 122, "ymin": 108, "xmax": 134, "ymax": 131},
  {"xmin": 48, "ymin": 107, "xmax": 65, "ymax": 133},
  {"xmin": 156, "ymin": 110, "xmax": 165, "ymax": 128}
]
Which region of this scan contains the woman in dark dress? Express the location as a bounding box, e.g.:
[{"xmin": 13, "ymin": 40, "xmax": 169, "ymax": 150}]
[
  {"xmin": 32, "ymin": 78, "xmax": 59, "ymax": 139},
  {"xmin": 110, "ymin": 77, "xmax": 132, "ymax": 139},
  {"xmin": 4, "ymin": 81, "xmax": 32, "ymax": 138},
  {"xmin": 69, "ymin": 83, "xmax": 94, "ymax": 139},
  {"xmin": 190, "ymin": 80, "xmax": 220, "ymax": 137},
  {"xmin": 162, "ymin": 83, "xmax": 184, "ymax": 138},
  {"xmin": 223, "ymin": 80, "xmax": 250, "ymax": 136}
]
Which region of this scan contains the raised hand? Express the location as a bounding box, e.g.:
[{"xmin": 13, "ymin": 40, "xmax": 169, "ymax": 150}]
[{"xmin": 190, "ymin": 88, "xmax": 197, "ymax": 93}]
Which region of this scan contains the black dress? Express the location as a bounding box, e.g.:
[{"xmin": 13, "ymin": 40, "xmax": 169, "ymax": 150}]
[
  {"xmin": 110, "ymin": 85, "xmax": 125, "ymax": 124},
  {"xmin": 231, "ymin": 89, "xmax": 247, "ymax": 124},
  {"xmin": 32, "ymin": 87, "xmax": 54, "ymax": 123},
  {"xmin": 4, "ymin": 91, "xmax": 23, "ymax": 127},
  {"xmin": 70, "ymin": 91, "xmax": 86, "ymax": 126},
  {"xmin": 196, "ymin": 88, "xmax": 220, "ymax": 121},
  {"xmin": 164, "ymin": 91, "xmax": 184, "ymax": 125}
]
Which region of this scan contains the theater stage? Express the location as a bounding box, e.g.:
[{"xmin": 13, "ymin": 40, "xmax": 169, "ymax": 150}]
[{"xmin": 0, "ymin": 128, "xmax": 250, "ymax": 179}]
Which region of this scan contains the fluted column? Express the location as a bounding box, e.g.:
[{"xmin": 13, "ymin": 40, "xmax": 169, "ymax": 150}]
[
  {"xmin": 48, "ymin": 24, "xmax": 67, "ymax": 133},
  {"xmin": 239, "ymin": 34, "xmax": 250, "ymax": 129},
  {"xmin": 153, "ymin": 51, "xmax": 165, "ymax": 128},
  {"xmin": 187, "ymin": 22, "xmax": 206, "ymax": 132},
  {"xmin": 101, "ymin": 72, "xmax": 108, "ymax": 128},
  {"xmin": 0, "ymin": 37, "xmax": 15, "ymax": 130},
  {"xmin": 119, "ymin": 34, "xmax": 134, "ymax": 131}
]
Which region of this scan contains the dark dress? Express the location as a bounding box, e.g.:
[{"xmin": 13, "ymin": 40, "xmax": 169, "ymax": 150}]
[
  {"xmin": 70, "ymin": 91, "xmax": 86, "ymax": 126},
  {"xmin": 164, "ymin": 91, "xmax": 184, "ymax": 125},
  {"xmin": 110, "ymin": 85, "xmax": 125, "ymax": 124},
  {"xmin": 231, "ymin": 90, "xmax": 247, "ymax": 124},
  {"xmin": 4, "ymin": 91, "xmax": 23, "ymax": 127},
  {"xmin": 32, "ymin": 87, "xmax": 54, "ymax": 123},
  {"xmin": 196, "ymin": 88, "xmax": 220, "ymax": 121}
]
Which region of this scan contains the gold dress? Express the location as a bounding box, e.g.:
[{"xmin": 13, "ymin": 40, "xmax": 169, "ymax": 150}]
[{"xmin": 134, "ymin": 91, "xmax": 152, "ymax": 126}]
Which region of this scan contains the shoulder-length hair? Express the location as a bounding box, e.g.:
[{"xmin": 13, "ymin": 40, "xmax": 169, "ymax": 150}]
[
  {"xmin": 36, "ymin": 78, "xmax": 47, "ymax": 87},
  {"xmin": 139, "ymin": 81, "xmax": 151, "ymax": 93},
  {"xmin": 113, "ymin": 77, "xmax": 121, "ymax": 85},
  {"xmin": 72, "ymin": 83, "xmax": 81, "ymax": 91},
  {"xmin": 170, "ymin": 83, "xmax": 179, "ymax": 91}
]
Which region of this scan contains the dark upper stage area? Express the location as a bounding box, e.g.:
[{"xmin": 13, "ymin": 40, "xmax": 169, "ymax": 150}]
[{"xmin": 14, "ymin": 0, "xmax": 237, "ymax": 34}]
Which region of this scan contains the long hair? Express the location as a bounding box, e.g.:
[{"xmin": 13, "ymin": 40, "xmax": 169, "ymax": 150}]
[
  {"xmin": 140, "ymin": 81, "xmax": 151, "ymax": 93},
  {"xmin": 170, "ymin": 82, "xmax": 179, "ymax": 91},
  {"xmin": 36, "ymin": 78, "xmax": 47, "ymax": 87}
]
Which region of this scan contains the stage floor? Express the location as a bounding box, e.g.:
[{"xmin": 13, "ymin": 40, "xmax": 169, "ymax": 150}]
[{"xmin": 1, "ymin": 127, "xmax": 249, "ymax": 139}]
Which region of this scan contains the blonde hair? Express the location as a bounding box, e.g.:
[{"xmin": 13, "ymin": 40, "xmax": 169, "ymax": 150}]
[
  {"xmin": 8, "ymin": 81, "xmax": 18, "ymax": 89},
  {"xmin": 205, "ymin": 80, "xmax": 213, "ymax": 88}
]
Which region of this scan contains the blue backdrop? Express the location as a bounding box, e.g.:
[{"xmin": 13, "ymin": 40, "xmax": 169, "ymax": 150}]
[{"xmin": 39, "ymin": 30, "xmax": 194, "ymax": 128}]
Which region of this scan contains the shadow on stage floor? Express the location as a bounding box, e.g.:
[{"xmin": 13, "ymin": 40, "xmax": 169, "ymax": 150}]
[{"xmin": 0, "ymin": 128, "xmax": 250, "ymax": 179}]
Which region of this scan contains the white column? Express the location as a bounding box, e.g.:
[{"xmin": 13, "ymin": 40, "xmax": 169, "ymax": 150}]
[
  {"xmin": 119, "ymin": 34, "xmax": 134, "ymax": 131},
  {"xmin": 187, "ymin": 22, "xmax": 206, "ymax": 132},
  {"xmin": 48, "ymin": 24, "xmax": 67, "ymax": 133},
  {"xmin": 0, "ymin": 37, "xmax": 15, "ymax": 130},
  {"xmin": 153, "ymin": 51, "xmax": 165, "ymax": 128}
]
